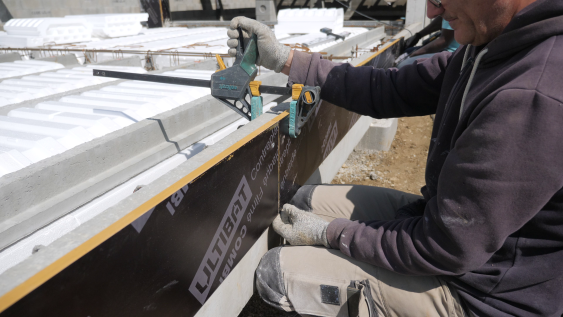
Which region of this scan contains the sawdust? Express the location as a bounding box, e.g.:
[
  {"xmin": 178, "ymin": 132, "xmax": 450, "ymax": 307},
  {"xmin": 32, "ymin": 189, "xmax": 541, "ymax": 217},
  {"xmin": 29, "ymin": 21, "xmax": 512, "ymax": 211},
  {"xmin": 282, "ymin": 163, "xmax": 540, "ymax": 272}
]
[
  {"xmin": 331, "ymin": 116, "xmax": 433, "ymax": 194},
  {"xmin": 238, "ymin": 116, "xmax": 434, "ymax": 316}
]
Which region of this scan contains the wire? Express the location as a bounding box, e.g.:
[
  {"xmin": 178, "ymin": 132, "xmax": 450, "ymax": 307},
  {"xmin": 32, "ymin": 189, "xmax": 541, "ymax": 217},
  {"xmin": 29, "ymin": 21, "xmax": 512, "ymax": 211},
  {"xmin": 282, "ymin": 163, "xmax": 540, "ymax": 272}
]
[{"xmin": 334, "ymin": 0, "xmax": 413, "ymax": 37}]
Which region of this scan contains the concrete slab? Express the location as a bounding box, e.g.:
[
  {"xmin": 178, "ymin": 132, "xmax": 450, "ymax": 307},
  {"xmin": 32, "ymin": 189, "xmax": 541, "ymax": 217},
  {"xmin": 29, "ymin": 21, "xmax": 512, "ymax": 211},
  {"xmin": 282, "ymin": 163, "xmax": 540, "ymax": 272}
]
[{"xmin": 355, "ymin": 118, "xmax": 398, "ymax": 152}]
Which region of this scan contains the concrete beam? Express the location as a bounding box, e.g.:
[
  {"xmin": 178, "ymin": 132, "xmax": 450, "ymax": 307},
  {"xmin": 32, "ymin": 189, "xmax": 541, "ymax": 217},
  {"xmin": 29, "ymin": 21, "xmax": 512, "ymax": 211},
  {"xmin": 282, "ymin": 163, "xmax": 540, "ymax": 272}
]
[
  {"xmin": 321, "ymin": 26, "xmax": 386, "ymax": 57},
  {"xmin": 355, "ymin": 118, "xmax": 398, "ymax": 151},
  {"xmin": 92, "ymin": 56, "xmax": 143, "ymax": 67},
  {"xmin": 37, "ymin": 54, "xmax": 80, "ymax": 67}
]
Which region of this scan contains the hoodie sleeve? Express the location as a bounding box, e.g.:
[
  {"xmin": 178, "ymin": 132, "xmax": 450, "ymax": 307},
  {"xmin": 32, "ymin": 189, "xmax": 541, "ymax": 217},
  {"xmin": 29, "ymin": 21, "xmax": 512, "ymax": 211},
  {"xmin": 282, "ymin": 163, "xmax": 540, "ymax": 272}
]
[
  {"xmin": 326, "ymin": 89, "xmax": 563, "ymax": 275},
  {"xmin": 288, "ymin": 50, "xmax": 451, "ymax": 118}
]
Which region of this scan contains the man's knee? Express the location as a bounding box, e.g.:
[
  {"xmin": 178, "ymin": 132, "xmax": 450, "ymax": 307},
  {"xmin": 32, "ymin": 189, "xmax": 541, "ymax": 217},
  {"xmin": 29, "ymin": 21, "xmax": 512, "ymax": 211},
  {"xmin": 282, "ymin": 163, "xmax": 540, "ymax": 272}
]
[
  {"xmin": 256, "ymin": 246, "xmax": 293, "ymax": 311},
  {"xmin": 288, "ymin": 185, "xmax": 318, "ymax": 211}
]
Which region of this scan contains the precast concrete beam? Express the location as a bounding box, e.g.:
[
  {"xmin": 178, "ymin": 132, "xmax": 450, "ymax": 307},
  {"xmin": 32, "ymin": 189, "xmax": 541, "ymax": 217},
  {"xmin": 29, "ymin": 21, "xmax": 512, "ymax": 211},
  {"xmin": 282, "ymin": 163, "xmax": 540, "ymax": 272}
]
[
  {"xmin": 37, "ymin": 54, "xmax": 80, "ymax": 67},
  {"xmin": 355, "ymin": 118, "xmax": 398, "ymax": 151},
  {"xmin": 321, "ymin": 26, "xmax": 386, "ymax": 57}
]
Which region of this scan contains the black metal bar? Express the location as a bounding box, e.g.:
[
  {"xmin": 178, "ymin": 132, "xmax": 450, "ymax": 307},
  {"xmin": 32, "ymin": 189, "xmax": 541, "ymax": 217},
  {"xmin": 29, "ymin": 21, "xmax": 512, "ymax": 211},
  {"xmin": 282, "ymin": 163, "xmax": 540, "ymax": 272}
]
[
  {"xmin": 94, "ymin": 70, "xmax": 211, "ymax": 88},
  {"xmin": 93, "ymin": 70, "xmax": 293, "ymax": 96},
  {"xmin": 260, "ymin": 85, "xmax": 292, "ymax": 95}
]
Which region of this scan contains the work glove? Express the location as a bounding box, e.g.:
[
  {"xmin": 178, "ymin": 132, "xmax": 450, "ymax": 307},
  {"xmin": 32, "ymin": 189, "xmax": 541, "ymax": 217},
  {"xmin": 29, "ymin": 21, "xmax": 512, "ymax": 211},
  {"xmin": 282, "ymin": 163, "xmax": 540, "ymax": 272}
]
[
  {"xmin": 227, "ymin": 16, "xmax": 291, "ymax": 73},
  {"xmin": 404, "ymin": 32, "xmax": 422, "ymax": 49},
  {"xmin": 273, "ymin": 204, "xmax": 331, "ymax": 248}
]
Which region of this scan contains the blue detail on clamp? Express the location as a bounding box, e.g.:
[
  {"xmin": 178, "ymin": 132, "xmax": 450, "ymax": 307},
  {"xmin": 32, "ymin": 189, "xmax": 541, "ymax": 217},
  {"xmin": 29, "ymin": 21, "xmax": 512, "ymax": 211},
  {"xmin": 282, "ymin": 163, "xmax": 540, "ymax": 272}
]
[
  {"xmin": 251, "ymin": 96, "xmax": 263, "ymax": 120},
  {"xmin": 289, "ymin": 100, "xmax": 298, "ymax": 138}
]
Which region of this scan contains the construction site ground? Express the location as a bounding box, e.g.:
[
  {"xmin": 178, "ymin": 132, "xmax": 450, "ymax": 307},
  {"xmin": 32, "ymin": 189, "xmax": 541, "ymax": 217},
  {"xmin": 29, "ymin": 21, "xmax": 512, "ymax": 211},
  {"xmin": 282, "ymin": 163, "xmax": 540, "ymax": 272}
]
[{"xmin": 238, "ymin": 115, "xmax": 434, "ymax": 316}]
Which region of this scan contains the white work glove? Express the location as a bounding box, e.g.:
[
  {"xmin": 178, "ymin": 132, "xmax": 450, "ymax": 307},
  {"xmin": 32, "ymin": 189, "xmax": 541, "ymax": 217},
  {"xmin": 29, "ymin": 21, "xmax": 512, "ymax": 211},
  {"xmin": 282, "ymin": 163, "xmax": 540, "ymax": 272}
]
[
  {"xmin": 273, "ymin": 204, "xmax": 331, "ymax": 248},
  {"xmin": 227, "ymin": 16, "xmax": 291, "ymax": 73}
]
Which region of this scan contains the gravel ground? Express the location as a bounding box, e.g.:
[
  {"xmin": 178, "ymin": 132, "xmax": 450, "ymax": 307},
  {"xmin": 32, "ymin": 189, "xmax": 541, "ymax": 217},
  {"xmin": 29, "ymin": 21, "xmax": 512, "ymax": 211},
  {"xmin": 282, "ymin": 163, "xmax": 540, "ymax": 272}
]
[
  {"xmin": 238, "ymin": 116, "xmax": 434, "ymax": 316},
  {"xmin": 331, "ymin": 115, "xmax": 434, "ymax": 195}
]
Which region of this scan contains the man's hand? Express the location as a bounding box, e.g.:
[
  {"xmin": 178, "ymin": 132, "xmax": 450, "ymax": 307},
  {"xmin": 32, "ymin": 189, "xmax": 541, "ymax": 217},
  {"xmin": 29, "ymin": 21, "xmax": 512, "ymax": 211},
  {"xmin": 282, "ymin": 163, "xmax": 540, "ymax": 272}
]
[
  {"xmin": 228, "ymin": 16, "xmax": 291, "ymax": 73},
  {"xmin": 273, "ymin": 204, "xmax": 331, "ymax": 248}
]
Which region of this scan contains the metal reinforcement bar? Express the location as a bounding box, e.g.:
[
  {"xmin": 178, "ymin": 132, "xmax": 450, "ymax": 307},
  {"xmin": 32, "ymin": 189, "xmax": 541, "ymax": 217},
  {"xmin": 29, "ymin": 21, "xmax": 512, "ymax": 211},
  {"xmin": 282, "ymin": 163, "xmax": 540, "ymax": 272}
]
[
  {"xmin": 0, "ymin": 47, "xmax": 352, "ymax": 60},
  {"xmin": 171, "ymin": 20, "xmax": 394, "ymax": 29}
]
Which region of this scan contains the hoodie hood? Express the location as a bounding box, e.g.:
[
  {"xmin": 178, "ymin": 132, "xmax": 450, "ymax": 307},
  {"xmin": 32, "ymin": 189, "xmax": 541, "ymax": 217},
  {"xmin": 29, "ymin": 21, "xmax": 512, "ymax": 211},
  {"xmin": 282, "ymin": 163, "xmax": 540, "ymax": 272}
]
[{"xmin": 482, "ymin": 0, "xmax": 563, "ymax": 65}]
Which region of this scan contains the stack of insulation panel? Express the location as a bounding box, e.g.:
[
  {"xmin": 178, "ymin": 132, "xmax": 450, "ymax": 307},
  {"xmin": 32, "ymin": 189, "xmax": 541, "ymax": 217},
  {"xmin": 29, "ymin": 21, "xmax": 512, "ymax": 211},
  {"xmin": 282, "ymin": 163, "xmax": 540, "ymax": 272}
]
[
  {"xmin": 275, "ymin": 8, "xmax": 344, "ymax": 34},
  {"xmin": 0, "ymin": 18, "xmax": 92, "ymax": 47},
  {"xmin": 0, "ymin": 65, "xmax": 146, "ymax": 108},
  {"xmin": 66, "ymin": 14, "xmax": 149, "ymax": 38},
  {"xmin": 0, "ymin": 69, "xmax": 214, "ymax": 177}
]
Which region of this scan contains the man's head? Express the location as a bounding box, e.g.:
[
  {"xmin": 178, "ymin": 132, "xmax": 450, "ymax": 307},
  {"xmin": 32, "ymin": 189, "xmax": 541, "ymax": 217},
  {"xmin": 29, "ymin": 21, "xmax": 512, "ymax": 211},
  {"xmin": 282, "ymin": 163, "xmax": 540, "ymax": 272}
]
[{"xmin": 427, "ymin": 0, "xmax": 538, "ymax": 46}]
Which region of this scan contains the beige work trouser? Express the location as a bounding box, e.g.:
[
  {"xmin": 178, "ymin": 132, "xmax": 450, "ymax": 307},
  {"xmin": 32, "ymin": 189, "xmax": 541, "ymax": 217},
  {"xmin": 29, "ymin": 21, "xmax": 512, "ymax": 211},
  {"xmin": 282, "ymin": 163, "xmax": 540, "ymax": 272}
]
[{"xmin": 256, "ymin": 185, "xmax": 468, "ymax": 317}]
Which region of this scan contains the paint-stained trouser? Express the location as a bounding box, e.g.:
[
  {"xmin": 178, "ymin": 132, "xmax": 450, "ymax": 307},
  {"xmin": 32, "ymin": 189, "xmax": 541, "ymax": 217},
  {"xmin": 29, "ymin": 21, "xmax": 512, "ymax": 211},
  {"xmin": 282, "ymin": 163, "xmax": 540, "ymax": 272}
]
[{"xmin": 256, "ymin": 185, "xmax": 468, "ymax": 317}]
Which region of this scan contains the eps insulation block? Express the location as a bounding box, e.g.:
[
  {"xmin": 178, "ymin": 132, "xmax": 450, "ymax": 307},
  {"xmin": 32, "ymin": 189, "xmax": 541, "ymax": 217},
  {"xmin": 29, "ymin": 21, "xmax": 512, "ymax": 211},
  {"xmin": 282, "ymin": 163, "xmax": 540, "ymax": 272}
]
[
  {"xmin": 275, "ymin": 8, "xmax": 344, "ymax": 34},
  {"xmin": 66, "ymin": 14, "xmax": 149, "ymax": 38},
  {"xmin": 1, "ymin": 18, "xmax": 92, "ymax": 46}
]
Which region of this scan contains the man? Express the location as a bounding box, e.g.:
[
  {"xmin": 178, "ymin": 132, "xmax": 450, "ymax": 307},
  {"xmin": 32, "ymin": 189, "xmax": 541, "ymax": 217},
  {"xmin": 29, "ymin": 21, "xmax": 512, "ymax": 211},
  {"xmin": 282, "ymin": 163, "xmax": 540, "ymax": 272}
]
[
  {"xmin": 398, "ymin": 16, "xmax": 460, "ymax": 67},
  {"xmin": 227, "ymin": 0, "xmax": 563, "ymax": 315}
]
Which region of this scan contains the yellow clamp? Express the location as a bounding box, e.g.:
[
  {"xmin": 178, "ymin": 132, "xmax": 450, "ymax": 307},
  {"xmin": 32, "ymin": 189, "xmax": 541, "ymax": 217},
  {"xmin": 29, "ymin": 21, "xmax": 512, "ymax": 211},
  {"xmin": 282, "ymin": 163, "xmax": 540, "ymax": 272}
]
[
  {"xmin": 292, "ymin": 84, "xmax": 304, "ymax": 101},
  {"xmin": 304, "ymin": 91, "xmax": 313, "ymax": 103},
  {"xmin": 249, "ymin": 81, "xmax": 261, "ymax": 96},
  {"xmin": 215, "ymin": 54, "xmax": 226, "ymax": 72},
  {"xmin": 292, "ymin": 84, "xmax": 313, "ymax": 103}
]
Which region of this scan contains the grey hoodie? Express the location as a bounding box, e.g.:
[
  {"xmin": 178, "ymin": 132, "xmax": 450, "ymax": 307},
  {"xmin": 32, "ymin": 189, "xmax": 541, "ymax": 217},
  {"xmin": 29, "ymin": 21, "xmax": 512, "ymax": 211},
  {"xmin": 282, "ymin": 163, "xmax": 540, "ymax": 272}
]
[{"xmin": 288, "ymin": 0, "xmax": 563, "ymax": 315}]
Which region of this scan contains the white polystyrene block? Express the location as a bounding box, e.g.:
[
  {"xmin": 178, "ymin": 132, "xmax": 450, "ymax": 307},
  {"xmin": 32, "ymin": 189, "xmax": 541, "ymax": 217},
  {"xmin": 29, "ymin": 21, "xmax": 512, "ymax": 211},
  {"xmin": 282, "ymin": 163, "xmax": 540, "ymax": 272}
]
[
  {"xmin": 2, "ymin": 18, "xmax": 92, "ymax": 46},
  {"xmin": 275, "ymin": 8, "xmax": 344, "ymax": 34},
  {"xmin": 0, "ymin": 35, "xmax": 44, "ymax": 47},
  {"xmin": 8, "ymin": 108, "xmax": 120, "ymax": 134},
  {"xmin": 66, "ymin": 14, "xmax": 148, "ymax": 38},
  {"xmin": 38, "ymin": 100, "xmax": 153, "ymax": 121},
  {"xmin": 0, "ymin": 146, "xmax": 31, "ymax": 177},
  {"xmin": 0, "ymin": 116, "xmax": 94, "ymax": 148},
  {"xmin": 0, "ymin": 84, "xmax": 51, "ymax": 97},
  {"xmin": 0, "ymin": 60, "xmax": 63, "ymax": 79},
  {"xmin": 21, "ymin": 76, "xmax": 82, "ymax": 90},
  {"xmin": 0, "ymin": 129, "xmax": 66, "ymax": 162},
  {"xmin": 0, "ymin": 89, "xmax": 33, "ymax": 103},
  {"xmin": 139, "ymin": 27, "xmax": 185, "ymax": 35},
  {"xmin": 35, "ymin": 101, "xmax": 137, "ymax": 126},
  {"xmin": 101, "ymin": 86, "xmax": 194, "ymax": 105},
  {"xmin": 60, "ymin": 95, "xmax": 162, "ymax": 115},
  {"xmin": 80, "ymin": 90, "xmax": 178, "ymax": 111}
]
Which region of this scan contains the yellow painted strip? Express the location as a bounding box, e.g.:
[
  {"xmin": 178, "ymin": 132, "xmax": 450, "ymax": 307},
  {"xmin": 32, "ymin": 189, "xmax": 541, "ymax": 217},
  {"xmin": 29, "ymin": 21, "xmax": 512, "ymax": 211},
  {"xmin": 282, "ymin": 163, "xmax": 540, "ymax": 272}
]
[
  {"xmin": 0, "ymin": 111, "xmax": 289, "ymax": 313},
  {"xmin": 355, "ymin": 37, "xmax": 403, "ymax": 67}
]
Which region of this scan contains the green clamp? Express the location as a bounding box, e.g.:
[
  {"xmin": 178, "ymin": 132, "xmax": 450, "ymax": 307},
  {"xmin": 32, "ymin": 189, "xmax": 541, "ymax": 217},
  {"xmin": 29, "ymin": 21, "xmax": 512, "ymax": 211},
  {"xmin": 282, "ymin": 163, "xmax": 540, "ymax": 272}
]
[
  {"xmin": 288, "ymin": 100, "xmax": 298, "ymax": 138},
  {"xmin": 251, "ymin": 96, "xmax": 263, "ymax": 120}
]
